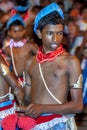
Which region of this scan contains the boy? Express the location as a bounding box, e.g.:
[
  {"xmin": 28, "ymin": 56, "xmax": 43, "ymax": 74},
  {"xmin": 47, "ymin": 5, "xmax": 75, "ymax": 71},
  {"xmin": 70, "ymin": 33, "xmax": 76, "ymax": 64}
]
[
  {"xmin": 3, "ymin": 14, "xmax": 38, "ymax": 105},
  {"xmin": 0, "ymin": 49, "xmax": 24, "ymax": 129},
  {"xmin": 16, "ymin": 2, "xmax": 83, "ymax": 130},
  {"xmin": 0, "ymin": 0, "xmax": 37, "ymax": 42}
]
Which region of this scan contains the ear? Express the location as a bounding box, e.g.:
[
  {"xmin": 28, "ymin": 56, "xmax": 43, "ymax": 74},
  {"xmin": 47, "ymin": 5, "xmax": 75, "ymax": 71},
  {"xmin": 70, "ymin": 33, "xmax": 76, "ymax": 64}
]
[{"xmin": 36, "ymin": 30, "xmax": 42, "ymax": 39}]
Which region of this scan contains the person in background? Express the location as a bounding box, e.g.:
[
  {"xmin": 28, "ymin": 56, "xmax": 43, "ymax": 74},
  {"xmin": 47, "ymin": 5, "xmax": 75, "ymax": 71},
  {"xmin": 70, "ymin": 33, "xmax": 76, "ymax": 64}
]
[
  {"xmin": 0, "ymin": 0, "xmax": 38, "ymax": 42},
  {"xmin": 16, "ymin": 2, "xmax": 83, "ymax": 130},
  {"xmin": 3, "ymin": 14, "xmax": 38, "ymax": 105},
  {"xmin": 0, "ymin": 0, "xmax": 14, "ymax": 13},
  {"xmin": 67, "ymin": 18, "xmax": 83, "ymax": 55}
]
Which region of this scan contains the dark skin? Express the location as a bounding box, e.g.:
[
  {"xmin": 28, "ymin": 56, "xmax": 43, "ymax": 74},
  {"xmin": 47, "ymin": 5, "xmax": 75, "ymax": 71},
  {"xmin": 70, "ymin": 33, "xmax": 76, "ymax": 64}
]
[
  {"xmin": 0, "ymin": 52, "xmax": 24, "ymax": 106},
  {"xmin": 16, "ymin": 24, "xmax": 83, "ymax": 118},
  {"xmin": 4, "ymin": 25, "xmax": 38, "ymax": 105},
  {"xmin": 0, "ymin": 9, "xmax": 36, "ymax": 41},
  {"xmin": 76, "ymin": 30, "xmax": 87, "ymax": 61},
  {"xmin": 4, "ymin": 25, "xmax": 38, "ymax": 75}
]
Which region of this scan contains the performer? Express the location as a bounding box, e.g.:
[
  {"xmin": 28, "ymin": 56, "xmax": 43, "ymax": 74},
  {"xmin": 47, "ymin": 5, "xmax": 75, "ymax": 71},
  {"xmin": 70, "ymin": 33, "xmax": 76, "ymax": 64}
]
[
  {"xmin": 0, "ymin": 0, "xmax": 37, "ymax": 41},
  {"xmin": 16, "ymin": 2, "xmax": 83, "ymax": 130},
  {"xmin": 3, "ymin": 14, "xmax": 38, "ymax": 105},
  {"xmin": 0, "ymin": 49, "xmax": 24, "ymax": 129}
]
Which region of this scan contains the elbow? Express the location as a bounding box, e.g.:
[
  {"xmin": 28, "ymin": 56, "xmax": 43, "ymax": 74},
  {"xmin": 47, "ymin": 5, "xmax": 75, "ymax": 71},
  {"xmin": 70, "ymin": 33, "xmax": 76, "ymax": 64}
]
[{"xmin": 76, "ymin": 102, "xmax": 83, "ymax": 114}]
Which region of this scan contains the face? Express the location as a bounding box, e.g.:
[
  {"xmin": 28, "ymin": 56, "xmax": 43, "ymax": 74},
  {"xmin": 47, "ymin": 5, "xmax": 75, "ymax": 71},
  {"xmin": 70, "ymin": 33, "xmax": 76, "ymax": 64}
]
[
  {"xmin": 37, "ymin": 24, "xmax": 63, "ymax": 53},
  {"xmin": 8, "ymin": 25, "xmax": 25, "ymax": 42},
  {"xmin": 68, "ymin": 22, "xmax": 78, "ymax": 39},
  {"xmin": 82, "ymin": 9, "xmax": 87, "ymax": 22}
]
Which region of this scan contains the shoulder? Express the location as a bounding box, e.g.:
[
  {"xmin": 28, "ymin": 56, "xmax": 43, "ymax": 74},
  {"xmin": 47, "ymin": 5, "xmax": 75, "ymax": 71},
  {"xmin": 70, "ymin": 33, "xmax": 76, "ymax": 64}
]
[
  {"xmin": 26, "ymin": 42, "xmax": 38, "ymax": 50},
  {"xmin": 62, "ymin": 51, "xmax": 81, "ymax": 73},
  {"xmin": 63, "ymin": 51, "xmax": 80, "ymax": 65}
]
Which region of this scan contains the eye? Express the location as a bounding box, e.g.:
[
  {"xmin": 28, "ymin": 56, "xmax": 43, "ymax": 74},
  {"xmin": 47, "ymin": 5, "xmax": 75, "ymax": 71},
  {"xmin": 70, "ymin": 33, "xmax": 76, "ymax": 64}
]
[
  {"xmin": 47, "ymin": 31, "xmax": 52, "ymax": 35},
  {"xmin": 57, "ymin": 31, "xmax": 63, "ymax": 35}
]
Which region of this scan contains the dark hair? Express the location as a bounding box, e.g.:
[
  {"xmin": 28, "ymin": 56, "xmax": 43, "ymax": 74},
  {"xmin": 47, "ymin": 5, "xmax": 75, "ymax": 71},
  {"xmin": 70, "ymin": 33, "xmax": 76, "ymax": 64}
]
[
  {"xmin": 14, "ymin": 0, "xmax": 28, "ymax": 6},
  {"xmin": 37, "ymin": 11, "xmax": 64, "ymax": 32},
  {"xmin": 8, "ymin": 20, "xmax": 25, "ymax": 30}
]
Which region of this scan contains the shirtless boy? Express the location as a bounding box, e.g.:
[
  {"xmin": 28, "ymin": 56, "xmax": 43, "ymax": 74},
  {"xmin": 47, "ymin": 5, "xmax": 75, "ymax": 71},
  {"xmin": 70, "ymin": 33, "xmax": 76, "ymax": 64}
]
[
  {"xmin": 0, "ymin": 49, "xmax": 24, "ymax": 129},
  {"xmin": 16, "ymin": 2, "xmax": 83, "ymax": 130},
  {"xmin": 3, "ymin": 14, "xmax": 38, "ymax": 105}
]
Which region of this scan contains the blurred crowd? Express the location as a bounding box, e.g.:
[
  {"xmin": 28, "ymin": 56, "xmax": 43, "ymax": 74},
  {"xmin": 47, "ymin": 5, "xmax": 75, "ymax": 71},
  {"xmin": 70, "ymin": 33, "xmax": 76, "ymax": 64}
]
[{"xmin": 0, "ymin": 0, "xmax": 87, "ymax": 104}]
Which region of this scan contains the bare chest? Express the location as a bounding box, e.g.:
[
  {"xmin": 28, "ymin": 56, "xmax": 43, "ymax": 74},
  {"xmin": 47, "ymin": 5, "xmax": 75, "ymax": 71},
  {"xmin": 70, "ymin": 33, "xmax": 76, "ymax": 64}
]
[{"xmin": 30, "ymin": 59, "xmax": 70, "ymax": 103}]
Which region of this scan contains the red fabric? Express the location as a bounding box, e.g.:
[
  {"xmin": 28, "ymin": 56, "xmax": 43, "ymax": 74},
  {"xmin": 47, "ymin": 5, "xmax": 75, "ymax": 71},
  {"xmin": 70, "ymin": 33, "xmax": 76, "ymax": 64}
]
[
  {"xmin": 10, "ymin": 10, "xmax": 28, "ymax": 21},
  {"xmin": 36, "ymin": 45, "xmax": 64, "ymax": 63},
  {"xmin": 0, "ymin": 100, "xmax": 15, "ymax": 111},
  {"xmin": 11, "ymin": 9, "xmax": 17, "ymax": 16},
  {"xmin": 18, "ymin": 116, "xmax": 36, "ymax": 130},
  {"xmin": 23, "ymin": 11, "xmax": 29, "ymax": 21},
  {"xmin": 2, "ymin": 114, "xmax": 18, "ymax": 130},
  {"xmin": 36, "ymin": 114, "xmax": 62, "ymax": 124},
  {"xmin": 2, "ymin": 114, "xmax": 36, "ymax": 130},
  {"xmin": 0, "ymin": 104, "xmax": 13, "ymax": 111}
]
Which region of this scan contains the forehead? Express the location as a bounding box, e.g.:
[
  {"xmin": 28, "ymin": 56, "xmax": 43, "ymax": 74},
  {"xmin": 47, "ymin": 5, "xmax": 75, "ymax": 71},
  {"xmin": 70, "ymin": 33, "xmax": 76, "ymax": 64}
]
[
  {"xmin": 10, "ymin": 25, "xmax": 24, "ymax": 31},
  {"xmin": 43, "ymin": 24, "xmax": 64, "ymax": 32}
]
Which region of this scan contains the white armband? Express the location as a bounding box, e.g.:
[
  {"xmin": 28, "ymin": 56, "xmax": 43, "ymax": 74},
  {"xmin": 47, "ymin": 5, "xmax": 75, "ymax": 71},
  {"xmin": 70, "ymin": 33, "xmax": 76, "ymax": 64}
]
[{"xmin": 72, "ymin": 74, "xmax": 83, "ymax": 89}]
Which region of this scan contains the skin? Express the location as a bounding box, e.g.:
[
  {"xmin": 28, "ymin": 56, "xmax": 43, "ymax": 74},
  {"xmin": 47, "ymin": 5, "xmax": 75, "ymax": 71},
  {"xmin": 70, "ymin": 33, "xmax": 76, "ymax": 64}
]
[
  {"xmin": 0, "ymin": 52, "xmax": 24, "ymax": 106},
  {"xmin": 16, "ymin": 24, "xmax": 83, "ymax": 118},
  {"xmin": 0, "ymin": 9, "xmax": 36, "ymax": 41},
  {"xmin": 4, "ymin": 25, "xmax": 38, "ymax": 105}
]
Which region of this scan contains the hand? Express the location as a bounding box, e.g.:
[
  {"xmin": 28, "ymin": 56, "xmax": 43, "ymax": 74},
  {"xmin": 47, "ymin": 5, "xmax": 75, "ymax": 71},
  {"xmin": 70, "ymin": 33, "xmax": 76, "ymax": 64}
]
[{"xmin": 16, "ymin": 104, "xmax": 43, "ymax": 118}]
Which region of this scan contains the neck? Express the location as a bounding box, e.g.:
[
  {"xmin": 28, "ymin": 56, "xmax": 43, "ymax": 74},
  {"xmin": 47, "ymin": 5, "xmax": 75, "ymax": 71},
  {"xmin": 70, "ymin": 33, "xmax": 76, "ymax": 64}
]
[
  {"xmin": 9, "ymin": 39, "xmax": 27, "ymax": 48},
  {"xmin": 36, "ymin": 45, "xmax": 65, "ymax": 63}
]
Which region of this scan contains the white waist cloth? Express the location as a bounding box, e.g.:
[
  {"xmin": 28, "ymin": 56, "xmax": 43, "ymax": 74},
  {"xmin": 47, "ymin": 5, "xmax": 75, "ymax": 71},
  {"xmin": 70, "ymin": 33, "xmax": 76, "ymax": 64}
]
[
  {"xmin": 33, "ymin": 114, "xmax": 77, "ymax": 130},
  {"xmin": 0, "ymin": 100, "xmax": 16, "ymax": 120}
]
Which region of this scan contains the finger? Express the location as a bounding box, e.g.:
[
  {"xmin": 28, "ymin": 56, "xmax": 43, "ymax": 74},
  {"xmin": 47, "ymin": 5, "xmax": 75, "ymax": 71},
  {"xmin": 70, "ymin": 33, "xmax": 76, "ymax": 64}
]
[
  {"xmin": 17, "ymin": 113, "xmax": 25, "ymax": 116},
  {"xmin": 15, "ymin": 106, "xmax": 26, "ymax": 113}
]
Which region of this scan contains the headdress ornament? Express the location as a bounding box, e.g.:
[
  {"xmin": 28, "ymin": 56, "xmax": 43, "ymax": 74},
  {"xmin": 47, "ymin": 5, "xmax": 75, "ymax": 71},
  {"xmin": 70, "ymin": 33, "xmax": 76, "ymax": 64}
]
[
  {"xmin": 6, "ymin": 14, "xmax": 25, "ymax": 29},
  {"xmin": 34, "ymin": 2, "xmax": 64, "ymax": 34}
]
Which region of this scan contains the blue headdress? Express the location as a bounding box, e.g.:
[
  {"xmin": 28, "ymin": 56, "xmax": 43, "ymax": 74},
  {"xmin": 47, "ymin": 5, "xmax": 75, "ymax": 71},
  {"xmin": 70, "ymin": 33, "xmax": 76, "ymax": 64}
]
[
  {"xmin": 34, "ymin": 2, "xmax": 64, "ymax": 34},
  {"xmin": 14, "ymin": 0, "xmax": 29, "ymax": 12},
  {"xmin": 6, "ymin": 14, "xmax": 25, "ymax": 29},
  {"xmin": 15, "ymin": 4, "xmax": 29, "ymax": 12}
]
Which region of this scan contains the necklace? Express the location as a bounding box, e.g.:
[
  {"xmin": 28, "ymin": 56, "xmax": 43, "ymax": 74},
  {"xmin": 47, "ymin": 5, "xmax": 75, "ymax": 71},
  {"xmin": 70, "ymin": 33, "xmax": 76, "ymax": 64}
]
[
  {"xmin": 10, "ymin": 39, "xmax": 27, "ymax": 48},
  {"xmin": 36, "ymin": 45, "xmax": 64, "ymax": 63}
]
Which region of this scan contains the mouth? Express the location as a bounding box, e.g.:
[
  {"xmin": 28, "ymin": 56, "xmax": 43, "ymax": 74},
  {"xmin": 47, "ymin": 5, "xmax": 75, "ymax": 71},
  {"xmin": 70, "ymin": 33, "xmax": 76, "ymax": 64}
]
[{"xmin": 50, "ymin": 44, "xmax": 58, "ymax": 49}]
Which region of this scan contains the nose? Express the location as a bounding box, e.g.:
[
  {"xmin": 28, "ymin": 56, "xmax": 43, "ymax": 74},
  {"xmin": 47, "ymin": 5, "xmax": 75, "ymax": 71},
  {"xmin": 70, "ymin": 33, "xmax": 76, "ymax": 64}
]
[
  {"xmin": 52, "ymin": 33, "xmax": 58, "ymax": 43},
  {"xmin": 16, "ymin": 31, "xmax": 21, "ymax": 36}
]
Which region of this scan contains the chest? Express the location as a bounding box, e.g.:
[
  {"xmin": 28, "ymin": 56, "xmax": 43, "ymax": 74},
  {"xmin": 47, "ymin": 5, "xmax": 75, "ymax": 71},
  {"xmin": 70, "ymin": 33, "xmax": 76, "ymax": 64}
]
[
  {"xmin": 30, "ymin": 59, "xmax": 69, "ymax": 82},
  {"xmin": 6, "ymin": 45, "xmax": 33, "ymax": 63}
]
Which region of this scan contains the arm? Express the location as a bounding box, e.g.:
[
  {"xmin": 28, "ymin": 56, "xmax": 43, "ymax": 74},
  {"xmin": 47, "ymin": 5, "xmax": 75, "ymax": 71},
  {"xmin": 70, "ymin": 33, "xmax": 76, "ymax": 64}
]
[
  {"xmin": 23, "ymin": 71, "xmax": 31, "ymax": 105},
  {"xmin": 0, "ymin": 55, "xmax": 24, "ymax": 106},
  {"xmin": 0, "ymin": 12, "xmax": 10, "ymax": 25},
  {"xmin": 76, "ymin": 30, "xmax": 87, "ymax": 61},
  {"xmin": 16, "ymin": 56, "xmax": 83, "ymax": 118}
]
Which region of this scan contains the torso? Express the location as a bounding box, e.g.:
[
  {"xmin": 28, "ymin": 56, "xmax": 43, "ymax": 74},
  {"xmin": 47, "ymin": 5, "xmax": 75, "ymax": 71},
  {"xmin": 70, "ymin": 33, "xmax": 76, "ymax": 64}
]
[
  {"xmin": 29, "ymin": 51, "xmax": 73, "ymax": 104},
  {"xmin": 4, "ymin": 42, "xmax": 38, "ymax": 76}
]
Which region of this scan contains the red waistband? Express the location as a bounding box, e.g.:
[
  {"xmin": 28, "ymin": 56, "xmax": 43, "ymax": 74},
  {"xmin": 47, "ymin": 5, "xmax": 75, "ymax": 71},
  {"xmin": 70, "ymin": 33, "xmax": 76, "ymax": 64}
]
[
  {"xmin": 35, "ymin": 114, "xmax": 62, "ymax": 124},
  {"xmin": 0, "ymin": 100, "xmax": 15, "ymax": 111}
]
